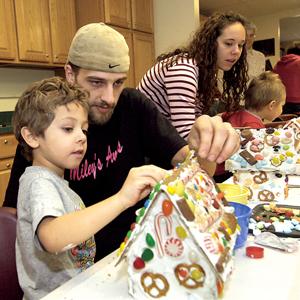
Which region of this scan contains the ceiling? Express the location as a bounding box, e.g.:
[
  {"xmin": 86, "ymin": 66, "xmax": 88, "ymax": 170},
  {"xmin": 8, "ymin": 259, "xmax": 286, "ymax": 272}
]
[{"xmin": 200, "ymin": 0, "xmax": 300, "ymax": 42}]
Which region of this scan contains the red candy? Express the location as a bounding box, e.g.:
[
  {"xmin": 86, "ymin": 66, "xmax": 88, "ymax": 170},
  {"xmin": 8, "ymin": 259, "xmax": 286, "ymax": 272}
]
[
  {"xmin": 178, "ymin": 268, "xmax": 188, "ymax": 278},
  {"xmin": 133, "ymin": 257, "xmax": 145, "ymax": 269},
  {"xmin": 162, "ymin": 199, "xmax": 173, "ymax": 216}
]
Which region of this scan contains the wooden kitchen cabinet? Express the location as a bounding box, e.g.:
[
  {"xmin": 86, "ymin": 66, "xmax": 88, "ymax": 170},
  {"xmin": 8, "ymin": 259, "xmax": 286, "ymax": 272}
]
[
  {"xmin": 131, "ymin": 0, "xmax": 153, "ymax": 33},
  {"xmin": 104, "ymin": 0, "xmax": 131, "ymax": 28},
  {"xmin": 76, "ymin": 0, "xmax": 131, "ymax": 29},
  {"xmin": 14, "ymin": 0, "xmax": 52, "ymax": 63},
  {"xmin": 133, "ymin": 31, "xmax": 155, "ymax": 85},
  {"xmin": 0, "ymin": 134, "xmax": 17, "ymax": 206},
  {"xmin": 75, "ymin": 0, "xmax": 155, "ymax": 88},
  {"xmin": 75, "ymin": 0, "xmax": 104, "ymax": 28},
  {"xmin": 0, "ymin": 0, "xmax": 17, "ymax": 61},
  {"xmin": 48, "ymin": 0, "xmax": 77, "ymax": 64},
  {"xmin": 0, "ymin": 0, "xmax": 76, "ymax": 66}
]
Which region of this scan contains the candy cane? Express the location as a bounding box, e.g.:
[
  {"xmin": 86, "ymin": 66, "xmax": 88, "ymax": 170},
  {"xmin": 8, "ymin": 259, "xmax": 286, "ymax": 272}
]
[{"xmin": 154, "ymin": 213, "xmax": 172, "ymax": 257}]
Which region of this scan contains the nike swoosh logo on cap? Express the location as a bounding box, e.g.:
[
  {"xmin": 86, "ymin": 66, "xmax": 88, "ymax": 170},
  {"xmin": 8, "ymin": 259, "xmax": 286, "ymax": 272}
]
[{"xmin": 109, "ymin": 64, "xmax": 120, "ymax": 68}]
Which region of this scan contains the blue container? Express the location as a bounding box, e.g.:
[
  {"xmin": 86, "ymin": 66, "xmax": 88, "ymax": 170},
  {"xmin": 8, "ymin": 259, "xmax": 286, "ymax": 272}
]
[{"xmin": 229, "ymin": 202, "xmax": 252, "ymax": 249}]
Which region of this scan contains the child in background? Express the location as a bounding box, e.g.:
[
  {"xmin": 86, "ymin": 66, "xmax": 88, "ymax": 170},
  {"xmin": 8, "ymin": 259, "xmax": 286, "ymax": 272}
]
[
  {"xmin": 14, "ymin": 77, "xmax": 166, "ymax": 300},
  {"xmin": 214, "ymin": 71, "xmax": 286, "ymax": 182},
  {"xmin": 222, "ymin": 71, "xmax": 286, "ymax": 128}
]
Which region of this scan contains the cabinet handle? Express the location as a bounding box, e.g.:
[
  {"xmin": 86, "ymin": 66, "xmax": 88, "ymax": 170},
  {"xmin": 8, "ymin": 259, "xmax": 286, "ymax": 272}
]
[
  {"xmin": 6, "ymin": 163, "xmax": 11, "ymax": 168},
  {"xmin": 4, "ymin": 139, "xmax": 8, "ymax": 144}
]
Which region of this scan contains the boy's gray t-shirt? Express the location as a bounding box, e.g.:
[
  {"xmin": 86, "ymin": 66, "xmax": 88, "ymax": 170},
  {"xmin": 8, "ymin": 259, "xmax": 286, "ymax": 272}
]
[{"xmin": 16, "ymin": 166, "xmax": 96, "ymax": 300}]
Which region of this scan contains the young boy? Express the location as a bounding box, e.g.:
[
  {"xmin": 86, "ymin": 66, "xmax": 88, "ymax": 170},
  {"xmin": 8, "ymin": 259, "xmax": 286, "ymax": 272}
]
[
  {"xmin": 214, "ymin": 71, "xmax": 286, "ymax": 182},
  {"xmin": 13, "ymin": 77, "xmax": 166, "ymax": 300},
  {"xmin": 222, "ymin": 71, "xmax": 286, "ymax": 128}
]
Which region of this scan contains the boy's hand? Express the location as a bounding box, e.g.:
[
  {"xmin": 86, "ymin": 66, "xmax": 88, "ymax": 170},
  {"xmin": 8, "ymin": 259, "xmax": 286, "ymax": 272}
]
[
  {"xmin": 188, "ymin": 115, "xmax": 240, "ymax": 164},
  {"xmin": 118, "ymin": 165, "xmax": 166, "ymax": 209}
]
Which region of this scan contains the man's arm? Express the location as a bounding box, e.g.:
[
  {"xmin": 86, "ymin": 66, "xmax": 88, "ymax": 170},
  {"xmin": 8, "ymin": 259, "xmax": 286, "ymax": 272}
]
[
  {"xmin": 4, "ymin": 144, "xmax": 30, "ymax": 207},
  {"xmin": 171, "ymin": 145, "xmax": 216, "ymax": 176},
  {"xmin": 188, "ymin": 115, "xmax": 240, "ymax": 164}
]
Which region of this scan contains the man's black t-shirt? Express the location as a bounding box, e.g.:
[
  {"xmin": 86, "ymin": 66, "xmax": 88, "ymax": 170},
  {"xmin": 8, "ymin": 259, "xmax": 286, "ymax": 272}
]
[{"xmin": 5, "ymin": 88, "xmax": 186, "ymax": 260}]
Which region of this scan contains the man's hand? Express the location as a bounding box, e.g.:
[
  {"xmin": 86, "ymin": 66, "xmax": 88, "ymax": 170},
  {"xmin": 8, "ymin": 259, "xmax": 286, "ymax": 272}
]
[{"xmin": 188, "ymin": 115, "xmax": 240, "ymax": 164}]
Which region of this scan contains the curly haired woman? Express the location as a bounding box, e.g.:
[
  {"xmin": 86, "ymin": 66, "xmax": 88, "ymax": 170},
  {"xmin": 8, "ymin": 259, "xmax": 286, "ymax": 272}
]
[{"xmin": 138, "ymin": 11, "xmax": 249, "ymax": 140}]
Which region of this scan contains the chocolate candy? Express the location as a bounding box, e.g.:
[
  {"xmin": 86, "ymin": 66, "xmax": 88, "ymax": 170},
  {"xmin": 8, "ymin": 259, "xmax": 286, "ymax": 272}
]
[
  {"xmin": 176, "ymin": 198, "xmax": 195, "ymax": 221},
  {"xmin": 239, "ymin": 150, "xmax": 257, "ymax": 166}
]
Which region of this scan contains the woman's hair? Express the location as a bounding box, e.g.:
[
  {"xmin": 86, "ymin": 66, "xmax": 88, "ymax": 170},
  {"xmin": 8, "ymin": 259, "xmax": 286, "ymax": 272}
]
[
  {"xmin": 156, "ymin": 11, "xmax": 249, "ymax": 113},
  {"xmin": 245, "ymin": 71, "xmax": 286, "ymax": 110},
  {"xmin": 13, "ymin": 76, "xmax": 89, "ymax": 161}
]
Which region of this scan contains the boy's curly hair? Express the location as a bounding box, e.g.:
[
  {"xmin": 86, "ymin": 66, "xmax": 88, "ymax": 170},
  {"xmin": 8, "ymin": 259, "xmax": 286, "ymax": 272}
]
[
  {"xmin": 13, "ymin": 76, "xmax": 89, "ymax": 161},
  {"xmin": 157, "ymin": 11, "xmax": 249, "ymax": 114}
]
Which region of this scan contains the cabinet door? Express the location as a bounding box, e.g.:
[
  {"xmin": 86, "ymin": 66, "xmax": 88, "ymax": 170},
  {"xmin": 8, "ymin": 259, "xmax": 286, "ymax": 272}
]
[
  {"xmin": 133, "ymin": 32, "xmax": 154, "ymax": 86},
  {"xmin": 75, "ymin": 0, "xmax": 104, "ymax": 28},
  {"xmin": 131, "ymin": 0, "xmax": 153, "ymax": 33},
  {"xmin": 0, "ymin": 0, "xmax": 17, "ymax": 61},
  {"xmin": 104, "ymin": 0, "xmax": 131, "ymax": 28},
  {"xmin": 49, "ymin": 0, "xmax": 77, "ymax": 64},
  {"xmin": 15, "ymin": 0, "xmax": 52, "ymax": 63},
  {"xmin": 112, "ymin": 26, "xmax": 135, "ymax": 87},
  {"xmin": 0, "ymin": 169, "xmax": 11, "ymax": 206},
  {"xmin": 0, "ymin": 134, "xmax": 17, "ymax": 159}
]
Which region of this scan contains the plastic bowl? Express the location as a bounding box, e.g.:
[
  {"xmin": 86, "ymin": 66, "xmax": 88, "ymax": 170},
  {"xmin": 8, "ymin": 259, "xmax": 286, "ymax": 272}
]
[
  {"xmin": 229, "ymin": 202, "xmax": 252, "ymax": 249},
  {"xmin": 217, "ymin": 183, "xmax": 250, "ymax": 204}
]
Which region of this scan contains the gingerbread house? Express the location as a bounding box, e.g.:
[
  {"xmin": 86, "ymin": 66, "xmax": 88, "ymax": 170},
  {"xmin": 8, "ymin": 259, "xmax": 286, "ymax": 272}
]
[
  {"xmin": 116, "ymin": 151, "xmax": 238, "ymax": 299},
  {"xmin": 225, "ymin": 127, "xmax": 298, "ymax": 202}
]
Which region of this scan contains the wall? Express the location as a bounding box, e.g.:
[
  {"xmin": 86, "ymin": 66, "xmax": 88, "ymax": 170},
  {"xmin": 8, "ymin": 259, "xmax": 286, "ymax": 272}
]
[
  {"xmin": 0, "ymin": 68, "xmax": 54, "ymax": 112},
  {"xmin": 250, "ymin": 8, "xmax": 300, "ymax": 67},
  {"xmin": 153, "ymin": 0, "xmax": 200, "ymax": 57}
]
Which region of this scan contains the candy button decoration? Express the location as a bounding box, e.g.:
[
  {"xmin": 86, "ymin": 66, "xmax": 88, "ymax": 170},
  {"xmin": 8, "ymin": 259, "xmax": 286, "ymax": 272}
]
[
  {"xmin": 188, "ymin": 250, "xmax": 199, "ymax": 263},
  {"xmin": 130, "ymin": 222, "xmax": 136, "ymax": 231},
  {"xmin": 126, "ymin": 230, "xmax": 132, "ymax": 239},
  {"xmin": 164, "ymin": 237, "xmax": 184, "ymax": 257},
  {"xmin": 162, "ymin": 199, "xmax": 173, "ymax": 216},
  {"xmin": 191, "ymin": 268, "xmax": 204, "ymax": 281},
  {"xmin": 146, "ymin": 233, "xmax": 155, "ymax": 247},
  {"xmin": 176, "ymin": 226, "xmax": 187, "ymax": 240},
  {"xmin": 143, "ymin": 198, "xmax": 151, "ymax": 208},
  {"xmin": 167, "ymin": 185, "xmax": 175, "ymax": 195},
  {"xmin": 141, "ymin": 248, "xmax": 154, "ymax": 262},
  {"xmin": 133, "ymin": 257, "xmax": 145, "ymax": 269},
  {"xmin": 175, "ymin": 181, "xmax": 185, "ymax": 196}
]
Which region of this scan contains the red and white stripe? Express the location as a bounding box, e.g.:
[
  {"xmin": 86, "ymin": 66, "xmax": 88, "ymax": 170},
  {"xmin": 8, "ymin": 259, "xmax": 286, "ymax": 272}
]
[{"xmin": 154, "ymin": 213, "xmax": 172, "ymax": 257}]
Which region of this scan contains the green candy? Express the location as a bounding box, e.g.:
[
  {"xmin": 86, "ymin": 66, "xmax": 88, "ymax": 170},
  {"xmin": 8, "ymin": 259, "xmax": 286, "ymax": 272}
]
[
  {"xmin": 146, "ymin": 233, "xmax": 155, "ymax": 247},
  {"xmin": 126, "ymin": 230, "xmax": 132, "ymax": 238},
  {"xmin": 139, "ymin": 207, "xmax": 145, "ymax": 217},
  {"xmin": 154, "ymin": 183, "xmax": 161, "ymax": 192},
  {"xmin": 141, "ymin": 248, "xmax": 154, "ymax": 262}
]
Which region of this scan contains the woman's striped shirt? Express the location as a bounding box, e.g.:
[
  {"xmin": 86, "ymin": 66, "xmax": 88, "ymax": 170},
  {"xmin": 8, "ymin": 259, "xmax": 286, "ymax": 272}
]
[{"xmin": 138, "ymin": 56, "xmax": 203, "ymax": 140}]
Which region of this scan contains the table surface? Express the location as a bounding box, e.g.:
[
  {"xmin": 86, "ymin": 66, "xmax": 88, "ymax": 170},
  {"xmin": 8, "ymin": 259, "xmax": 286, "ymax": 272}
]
[{"xmin": 42, "ymin": 178, "xmax": 300, "ymax": 300}]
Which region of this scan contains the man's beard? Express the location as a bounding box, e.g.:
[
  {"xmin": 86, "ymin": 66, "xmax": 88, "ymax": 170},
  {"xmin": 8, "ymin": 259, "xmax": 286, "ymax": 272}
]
[{"xmin": 88, "ymin": 104, "xmax": 115, "ymax": 125}]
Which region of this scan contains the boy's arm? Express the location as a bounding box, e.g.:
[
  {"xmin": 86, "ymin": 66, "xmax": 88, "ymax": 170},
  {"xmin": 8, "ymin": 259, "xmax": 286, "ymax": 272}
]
[{"xmin": 37, "ymin": 165, "xmax": 166, "ymax": 254}]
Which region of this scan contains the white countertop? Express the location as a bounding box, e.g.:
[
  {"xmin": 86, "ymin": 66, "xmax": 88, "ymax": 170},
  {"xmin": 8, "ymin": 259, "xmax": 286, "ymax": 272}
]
[{"xmin": 42, "ymin": 179, "xmax": 300, "ymax": 300}]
